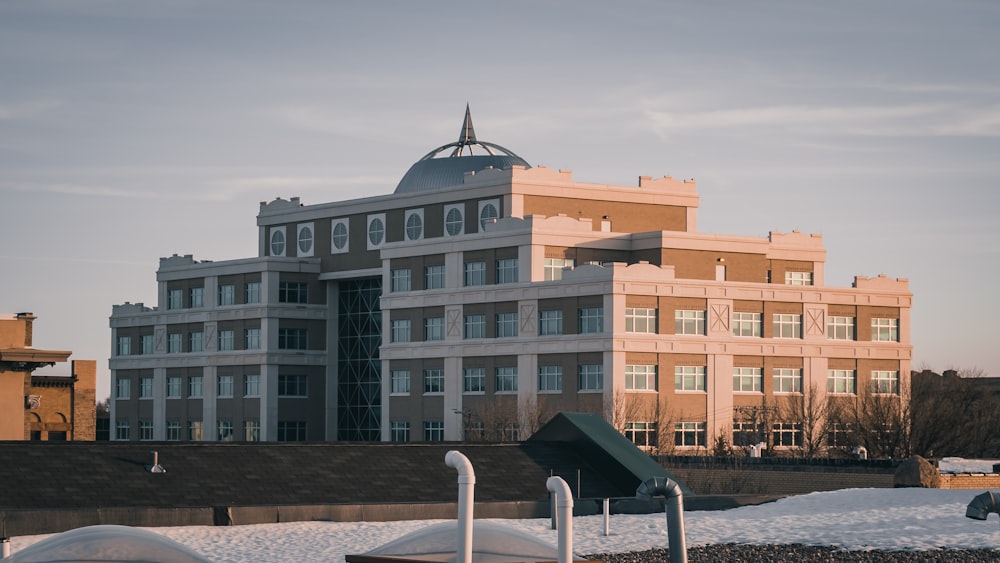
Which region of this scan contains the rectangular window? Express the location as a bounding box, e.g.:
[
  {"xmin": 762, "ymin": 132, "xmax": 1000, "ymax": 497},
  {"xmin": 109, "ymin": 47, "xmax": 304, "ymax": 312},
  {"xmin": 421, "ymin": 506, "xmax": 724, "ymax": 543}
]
[
  {"xmin": 244, "ymin": 374, "xmax": 260, "ymax": 397},
  {"xmin": 117, "ymin": 336, "xmax": 131, "ymax": 356},
  {"xmin": 168, "ymin": 289, "xmax": 183, "ymax": 310},
  {"xmin": 188, "ymin": 375, "xmax": 203, "ymax": 398},
  {"xmin": 423, "ymin": 369, "xmax": 444, "ymax": 394},
  {"xmin": 278, "ymin": 282, "xmax": 308, "ymax": 304},
  {"xmin": 872, "ymin": 370, "xmax": 900, "ymax": 395},
  {"xmin": 244, "ymin": 328, "xmax": 261, "ymax": 350},
  {"xmin": 218, "ymin": 330, "xmax": 234, "ymax": 351},
  {"xmin": 733, "ymin": 367, "xmax": 763, "ymax": 393},
  {"xmin": 424, "ymin": 265, "xmax": 445, "ymax": 289},
  {"xmin": 773, "ymin": 368, "xmax": 802, "ymax": 393},
  {"xmin": 167, "ymin": 333, "xmax": 182, "ymax": 353},
  {"xmin": 217, "ymin": 375, "xmax": 234, "ymax": 398},
  {"xmin": 424, "ymin": 317, "xmax": 445, "ymax": 341},
  {"xmin": 278, "ymin": 328, "xmax": 308, "ymax": 350},
  {"xmin": 464, "ymin": 261, "xmax": 486, "ymax": 286},
  {"xmin": 277, "ymin": 421, "xmax": 307, "ymax": 441},
  {"xmin": 141, "ymin": 334, "xmax": 154, "ymax": 354},
  {"xmin": 773, "ymin": 314, "xmax": 802, "ymax": 339},
  {"xmin": 785, "ymin": 271, "xmax": 813, "ymax": 286},
  {"xmin": 626, "ymin": 365, "xmax": 657, "ymax": 391},
  {"xmin": 495, "ymin": 367, "xmax": 518, "ymax": 393},
  {"xmin": 626, "ymin": 307, "xmax": 657, "ymax": 333},
  {"xmin": 139, "ymin": 376, "xmax": 153, "ymax": 399},
  {"xmin": 278, "ymin": 374, "xmax": 308, "ymax": 397},
  {"xmin": 390, "ymin": 370, "xmax": 411, "ymax": 394},
  {"xmin": 538, "ymin": 365, "xmax": 563, "ymax": 392},
  {"xmin": 463, "ymin": 314, "xmax": 485, "ymax": 339},
  {"xmin": 579, "ymin": 307, "xmax": 604, "ymax": 334},
  {"xmin": 465, "ymin": 421, "xmax": 486, "ymax": 441},
  {"xmin": 625, "ymin": 422, "xmax": 657, "ymax": 449},
  {"xmin": 166, "ymin": 420, "xmax": 181, "ymax": 441},
  {"xmin": 872, "ymin": 318, "xmax": 899, "ymax": 342},
  {"xmin": 732, "ymin": 421, "xmax": 762, "ymax": 447},
  {"xmin": 497, "ymin": 258, "xmax": 518, "ymax": 284},
  {"xmin": 423, "ymin": 421, "xmax": 444, "ymax": 442},
  {"xmin": 827, "ymin": 422, "xmax": 854, "ymax": 448},
  {"xmin": 773, "ymin": 422, "xmax": 803, "ymax": 446},
  {"xmin": 543, "ymin": 258, "xmax": 574, "ymax": 281},
  {"xmin": 115, "ymin": 377, "xmax": 131, "ymax": 399},
  {"xmin": 391, "ymin": 421, "xmax": 410, "ymax": 442},
  {"xmin": 463, "ymin": 367, "xmax": 486, "ymax": 393},
  {"xmin": 675, "ymin": 310, "xmax": 705, "ymax": 335},
  {"xmin": 390, "ymin": 319, "xmax": 411, "ymax": 343},
  {"xmin": 578, "ymin": 364, "xmax": 604, "ymax": 391},
  {"xmin": 189, "ymin": 331, "xmax": 204, "ymax": 352},
  {"xmin": 827, "ymin": 369, "xmax": 856, "ymax": 394},
  {"xmin": 390, "ymin": 268, "xmax": 412, "ymax": 292},
  {"xmin": 166, "ymin": 376, "xmax": 182, "ymax": 399},
  {"xmin": 674, "ymin": 365, "xmax": 706, "ymax": 391},
  {"xmin": 245, "ymin": 282, "xmax": 261, "ymax": 304},
  {"xmin": 115, "ymin": 419, "xmax": 130, "ymax": 440},
  {"xmin": 539, "ymin": 310, "xmax": 564, "ymax": 336},
  {"xmin": 188, "ymin": 420, "xmax": 203, "ymax": 441},
  {"xmin": 217, "ymin": 419, "xmax": 234, "ymax": 441},
  {"xmin": 218, "ymin": 284, "xmax": 235, "ymax": 306},
  {"xmin": 139, "ymin": 420, "xmax": 153, "ymax": 440},
  {"xmin": 732, "ymin": 312, "xmax": 761, "ymax": 337},
  {"xmin": 244, "ymin": 420, "xmax": 261, "ymax": 441},
  {"xmin": 495, "ymin": 312, "xmax": 518, "ymax": 337},
  {"xmin": 675, "ymin": 422, "xmax": 707, "ymax": 447},
  {"xmin": 190, "ymin": 287, "xmax": 204, "ymax": 308},
  {"xmin": 827, "ymin": 316, "xmax": 855, "ymax": 340}
]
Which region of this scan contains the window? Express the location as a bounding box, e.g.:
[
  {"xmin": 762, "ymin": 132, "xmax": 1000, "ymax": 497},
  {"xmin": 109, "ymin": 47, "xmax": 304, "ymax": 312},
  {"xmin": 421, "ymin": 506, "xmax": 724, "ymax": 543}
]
[
  {"xmin": 625, "ymin": 364, "xmax": 657, "ymax": 391},
  {"xmin": 675, "ymin": 422, "xmax": 707, "ymax": 447},
  {"xmin": 190, "ymin": 287, "xmax": 204, "ymax": 308},
  {"xmin": 424, "ymin": 265, "xmax": 445, "ymax": 289},
  {"xmin": 278, "ymin": 374, "xmax": 308, "ymax": 397},
  {"xmin": 732, "ymin": 421, "xmax": 762, "ymax": 447},
  {"xmin": 463, "ymin": 368, "xmax": 486, "ymax": 393},
  {"xmin": 188, "ymin": 420, "xmax": 203, "ymax": 441},
  {"xmin": 297, "ymin": 224, "xmax": 314, "ymax": 255},
  {"xmin": 139, "ymin": 376, "xmax": 153, "ymax": 399},
  {"xmin": 675, "ymin": 310, "xmax": 705, "ymax": 335},
  {"xmin": 117, "ymin": 336, "xmax": 131, "ymax": 356},
  {"xmin": 785, "ymin": 271, "xmax": 813, "ymax": 286},
  {"xmin": 495, "ymin": 312, "xmax": 518, "ymax": 337},
  {"xmin": 245, "ymin": 282, "xmax": 261, "ymax": 304},
  {"xmin": 625, "ymin": 422, "xmax": 657, "ymax": 449},
  {"xmin": 188, "ymin": 376, "xmax": 203, "ymax": 398},
  {"xmin": 115, "ymin": 419, "xmax": 130, "ymax": 440},
  {"xmin": 578, "ymin": 364, "xmax": 604, "ymax": 391},
  {"xmin": 465, "ymin": 421, "xmax": 486, "ymax": 441},
  {"xmin": 390, "ymin": 319, "xmax": 411, "ymax": 343},
  {"xmin": 270, "ymin": 228, "xmax": 286, "ymax": 256},
  {"xmin": 278, "ymin": 421, "xmax": 307, "ymax": 441},
  {"xmin": 872, "ymin": 318, "xmax": 899, "ymax": 342},
  {"xmin": 189, "ymin": 331, "xmax": 204, "ymax": 352},
  {"xmin": 115, "ymin": 377, "xmax": 130, "ymax": 399},
  {"xmin": 773, "ymin": 368, "xmax": 802, "ymax": 393},
  {"xmin": 217, "ymin": 375, "xmax": 234, "ymax": 398},
  {"xmin": 579, "ymin": 307, "xmax": 604, "ymax": 334},
  {"xmin": 244, "ymin": 374, "xmax": 260, "ymax": 397},
  {"xmin": 827, "ymin": 316, "xmax": 855, "ymax": 340},
  {"xmin": 244, "ymin": 328, "xmax": 261, "ymax": 350},
  {"xmin": 331, "ymin": 218, "xmax": 349, "ymax": 253},
  {"xmin": 423, "ymin": 369, "xmax": 444, "ymax": 394},
  {"xmin": 495, "ymin": 367, "xmax": 518, "ymax": 393},
  {"xmin": 464, "ymin": 314, "xmax": 485, "ymax": 339},
  {"xmin": 390, "ymin": 269, "xmax": 411, "ymax": 292},
  {"xmin": 167, "ymin": 289, "xmax": 183, "ymax": 310},
  {"xmin": 773, "ymin": 422, "xmax": 803, "ymax": 447},
  {"xmin": 218, "ymin": 284, "xmax": 235, "ymax": 306},
  {"xmin": 499, "ymin": 423, "xmax": 520, "ymax": 442},
  {"xmin": 733, "ymin": 312, "xmax": 761, "ymax": 337},
  {"xmin": 538, "ymin": 365, "xmax": 563, "ymax": 392},
  {"xmin": 244, "ymin": 420, "xmax": 261, "ymax": 441},
  {"xmin": 218, "ymin": 330, "xmax": 234, "ymax": 351},
  {"xmin": 827, "ymin": 422, "xmax": 854, "ymax": 448},
  {"xmin": 872, "ymin": 370, "xmax": 900, "ymax": 395},
  {"xmin": 827, "ymin": 369, "xmax": 856, "ymax": 394},
  {"xmin": 773, "ymin": 314, "xmax": 802, "ymax": 339},
  {"xmin": 405, "ymin": 210, "xmax": 423, "ymax": 241},
  {"xmin": 464, "ymin": 261, "xmax": 486, "ymax": 286},
  {"xmin": 390, "ymin": 370, "xmax": 411, "ymax": 394},
  {"xmin": 543, "ymin": 258, "xmax": 574, "ymax": 281},
  {"xmin": 424, "ymin": 421, "xmax": 445, "ymax": 442},
  {"xmin": 367, "ymin": 215, "xmax": 385, "ymax": 248},
  {"xmin": 445, "ymin": 205, "xmax": 464, "ymax": 236},
  {"xmin": 539, "ymin": 310, "xmax": 564, "ymax": 336},
  {"xmin": 391, "ymin": 421, "xmax": 410, "ymax": 442},
  {"xmin": 167, "ymin": 333, "xmax": 182, "ymax": 353},
  {"xmin": 479, "ymin": 200, "xmax": 499, "ymax": 230},
  {"xmin": 166, "ymin": 376, "xmax": 182, "ymax": 399},
  {"xmin": 278, "ymin": 328, "xmax": 308, "ymax": 350},
  {"xmin": 497, "ymin": 258, "xmax": 518, "ymax": 284},
  {"xmin": 424, "ymin": 317, "xmax": 445, "ymax": 341},
  {"xmin": 675, "ymin": 366, "xmax": 706, "ymax": 391},
  {"xmin": 626, "ymin": 308, "xmax": 657, "ymax": 333},
  {"xmin": 141, "ymin": 334, "xmax": 154, "ymax": 354},
  {"xmin": 733, "ymin": 367, "xmax": 763, "ymax": 393},
  {"xmin": 166, "ymin": 420, "xmax": 181, "ymax": 441},
  {"xmin": 278, "ymin": 282, "xmax": 308, "ymax": 303},
  {"xmin": 217, "ymin": 419, "xmax": 234, "ymax": 442}
]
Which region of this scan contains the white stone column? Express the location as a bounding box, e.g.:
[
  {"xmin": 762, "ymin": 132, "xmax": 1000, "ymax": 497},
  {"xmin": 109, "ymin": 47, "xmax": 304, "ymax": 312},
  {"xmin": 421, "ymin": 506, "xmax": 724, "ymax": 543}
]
[{"xmin": 153, "ymin": 367, "xmax": 166, "ymax": 440}]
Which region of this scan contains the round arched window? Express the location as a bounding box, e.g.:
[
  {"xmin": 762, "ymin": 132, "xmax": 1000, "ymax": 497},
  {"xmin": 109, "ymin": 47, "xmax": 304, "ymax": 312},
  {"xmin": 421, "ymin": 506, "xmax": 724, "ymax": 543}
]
[
  {"xmin": 270, "ymin": 229, "xmax": 285, "ymax": 256},
  {"xmin": 445, "ymin": 207, "xmax": 463, "ymax": 236},
  {"xmin": 368, "ymin": 217, "xmax": 385, "ymax": 246},
  {"xmin": 298, "ymin": 226, "xmax": 313, "ymax": 253},
  {"xmin": 332, "ymin": 221, "xmax": 348, "ymax": 250},
  {"xmin": 405, "ymin": 212, "xmax": 423, "ymax": 240},
  {"xmin": 479, "ymin": 203, "xmax": 498, "ymax": 230}
]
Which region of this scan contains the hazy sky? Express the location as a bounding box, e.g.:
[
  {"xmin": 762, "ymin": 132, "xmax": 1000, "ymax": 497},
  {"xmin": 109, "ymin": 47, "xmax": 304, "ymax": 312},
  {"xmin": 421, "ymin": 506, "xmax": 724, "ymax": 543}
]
[{"xmin": 2, "ymin": 1, "xmax": 998, "ymax": 398}]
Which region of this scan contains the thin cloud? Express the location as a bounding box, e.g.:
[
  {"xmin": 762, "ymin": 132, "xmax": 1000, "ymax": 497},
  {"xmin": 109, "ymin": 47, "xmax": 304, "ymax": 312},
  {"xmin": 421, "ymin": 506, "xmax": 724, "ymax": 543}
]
[{"xmin": 0, "ymin": 99, "xmax": 61, "ymax": 120}]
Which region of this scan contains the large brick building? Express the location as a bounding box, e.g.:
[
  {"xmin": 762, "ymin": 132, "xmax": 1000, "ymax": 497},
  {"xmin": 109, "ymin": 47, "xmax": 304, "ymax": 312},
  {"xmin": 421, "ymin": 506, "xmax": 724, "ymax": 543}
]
[{"xmin": 109, "ymin": 108, "xmax": 912, "ymax": 450}]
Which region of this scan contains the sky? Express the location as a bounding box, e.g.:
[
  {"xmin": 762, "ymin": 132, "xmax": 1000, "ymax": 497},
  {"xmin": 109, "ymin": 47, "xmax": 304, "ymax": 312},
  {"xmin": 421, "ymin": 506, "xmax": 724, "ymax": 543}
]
[{"xmin": 1, "ymin": 1, "xmax": 998, "ymax": 399}]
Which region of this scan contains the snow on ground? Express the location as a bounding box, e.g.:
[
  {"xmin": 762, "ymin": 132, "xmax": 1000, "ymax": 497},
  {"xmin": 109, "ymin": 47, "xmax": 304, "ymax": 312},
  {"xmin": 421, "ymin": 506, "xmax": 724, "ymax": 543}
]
[
  {"xmin": 10, "ymin": 488, "xmax": 1000, "ymax": 562},
  {"xmin": 939, "ymin": 457, "xmax": 1000, "ymax": 473}
]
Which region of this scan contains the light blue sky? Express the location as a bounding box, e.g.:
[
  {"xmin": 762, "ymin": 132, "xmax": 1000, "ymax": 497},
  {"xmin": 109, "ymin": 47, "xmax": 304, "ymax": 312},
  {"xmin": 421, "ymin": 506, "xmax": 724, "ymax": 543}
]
[{"xmin": 2, "ymin": 1, "xmax": 998, "ymax": 398}]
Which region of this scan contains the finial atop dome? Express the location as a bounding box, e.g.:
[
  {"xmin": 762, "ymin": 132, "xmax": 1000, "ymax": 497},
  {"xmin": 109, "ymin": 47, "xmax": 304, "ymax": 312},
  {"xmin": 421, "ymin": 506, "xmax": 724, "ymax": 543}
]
[{"xmin": 458, "ymin": 103, "xmax": 477, "ymax": 144}]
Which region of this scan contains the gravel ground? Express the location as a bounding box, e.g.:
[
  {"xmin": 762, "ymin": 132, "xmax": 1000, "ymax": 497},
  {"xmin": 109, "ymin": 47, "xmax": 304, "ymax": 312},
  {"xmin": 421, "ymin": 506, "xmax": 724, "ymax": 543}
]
[{"xmin": 586, "ymin": 544, "xmax": 1000, "ymax": 562}]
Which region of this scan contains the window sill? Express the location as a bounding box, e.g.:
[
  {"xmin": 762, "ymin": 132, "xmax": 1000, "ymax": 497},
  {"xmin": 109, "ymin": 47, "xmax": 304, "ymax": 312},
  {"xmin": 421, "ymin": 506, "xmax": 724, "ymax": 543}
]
[{"xmin": 577, "ymin": 389, "xmax": 604, "ymax": 394}]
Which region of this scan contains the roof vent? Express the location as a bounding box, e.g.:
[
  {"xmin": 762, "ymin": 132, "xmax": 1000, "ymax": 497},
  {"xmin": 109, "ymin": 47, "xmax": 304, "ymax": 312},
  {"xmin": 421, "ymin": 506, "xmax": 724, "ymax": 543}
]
[{"xmin": 146, "ymin": 450, "xmax": 166, "ymax": 474}]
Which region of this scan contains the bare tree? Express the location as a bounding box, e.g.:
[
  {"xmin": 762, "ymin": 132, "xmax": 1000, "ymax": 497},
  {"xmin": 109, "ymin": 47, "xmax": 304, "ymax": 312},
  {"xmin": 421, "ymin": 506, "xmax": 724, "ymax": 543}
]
[
  {"xmin": 779, "ymin": 382, "xmax": 831, "ymax": 458},
  {"xmin": 846, "ymin": 384, "xmax": 911, "ymax": 459}
]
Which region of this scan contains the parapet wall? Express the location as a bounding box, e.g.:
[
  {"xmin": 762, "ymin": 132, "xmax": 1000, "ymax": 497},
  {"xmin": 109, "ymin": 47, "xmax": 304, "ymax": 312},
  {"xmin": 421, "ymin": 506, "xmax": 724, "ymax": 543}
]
[{"xmin": 938, "ymin": 473, "xmax": 1000, "ymax": 490}]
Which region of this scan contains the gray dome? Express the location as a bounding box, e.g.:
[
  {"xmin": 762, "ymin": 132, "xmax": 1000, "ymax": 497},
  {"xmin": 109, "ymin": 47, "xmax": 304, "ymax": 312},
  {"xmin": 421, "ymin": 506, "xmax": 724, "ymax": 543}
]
[{"xmin": 394, "ymin": 106, "xmax": 530, "ymax": 194}]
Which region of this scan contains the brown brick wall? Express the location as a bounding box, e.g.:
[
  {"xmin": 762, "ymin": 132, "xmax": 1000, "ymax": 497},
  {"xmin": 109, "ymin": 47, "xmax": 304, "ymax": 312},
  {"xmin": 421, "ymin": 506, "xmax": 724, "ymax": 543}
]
[
  {"xmin": 72, "ymin": 360, "xmax": 97, "ymax": 440},
  {"xmin": 938, "ymin": 474, "xmax": 1000, "ymax": 489},
  {"xmin": 663, "ymin": 463, "xmax": 896, "ymax": 495}
]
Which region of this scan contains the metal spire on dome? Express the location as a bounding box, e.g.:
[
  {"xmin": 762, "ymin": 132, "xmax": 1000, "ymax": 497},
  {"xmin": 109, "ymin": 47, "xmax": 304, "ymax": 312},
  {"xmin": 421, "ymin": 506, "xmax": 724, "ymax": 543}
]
[{"xmin": 458, "ymin": 103, "xmax": 477, "ymax": 144}]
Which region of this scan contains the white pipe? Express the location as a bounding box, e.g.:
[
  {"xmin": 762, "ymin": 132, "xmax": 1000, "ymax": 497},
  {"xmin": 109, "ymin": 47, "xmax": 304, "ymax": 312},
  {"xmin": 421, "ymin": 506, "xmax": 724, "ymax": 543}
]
[
  {"xmin": 445, "ymin": 450, "xmax": 475, "ymax": 563},
  {"xmin": 603, "ymin": 498, "xmax": 610, "ymax": 536},
  {"xmin": 546, "ymin": 476, "xmax": 573, "ymax": 563},
  {"xmin": 2, "ymin": 537, "xmax": 10, "ymax": 559}
]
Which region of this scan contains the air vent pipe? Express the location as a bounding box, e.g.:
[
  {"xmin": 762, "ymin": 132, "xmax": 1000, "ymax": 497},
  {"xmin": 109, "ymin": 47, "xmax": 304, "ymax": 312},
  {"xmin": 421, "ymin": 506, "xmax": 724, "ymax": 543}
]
[
  {"xmin": 636, "ymin": 476, "xmax": 687, "ymax": 563},
  {"xmin": 546, "ymin": 476, "xmax": 573, "ymax": 563},
  {"xmin": 966, "ymin": 491, "xmax": 1000, "ymax": 525},
  {"xmin": 145, "ymin": 451, "xmax": 166, "ymax": 473},
  {"xmin": 445, "ymin": 450, "xmax": 475, "ymax": 563}
]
